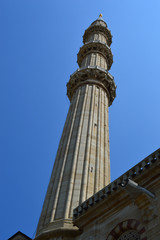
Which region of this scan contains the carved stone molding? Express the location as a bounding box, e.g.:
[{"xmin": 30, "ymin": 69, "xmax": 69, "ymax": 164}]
[
  {"xmin": 67, "ymin": 67, "xmax": 116, "ymax": 106},
  {"xmin": 73, "ymin": 149, "xmax": 160, "ymax": 221},
  {"xmin": 77, "ymin": 41, "xmax": 113, "ymax": 70},
  {"xmin": 83, "ymin": 24, "xmax": 112, "ymax": 46}
]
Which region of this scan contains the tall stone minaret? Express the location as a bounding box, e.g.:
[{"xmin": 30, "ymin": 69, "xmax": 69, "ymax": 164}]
[{"xmin": 35, "ymin": 14, "xmax": 116, "ymax": 240}]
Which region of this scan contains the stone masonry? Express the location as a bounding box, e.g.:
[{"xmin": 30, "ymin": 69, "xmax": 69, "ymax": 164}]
[
  {"xmin": 35, "ymin": 15, "xmax": 116, "ymax": 240},
  {"xmin": 8, "ymin": 15, "xmax": 160, "ymax": 240}
]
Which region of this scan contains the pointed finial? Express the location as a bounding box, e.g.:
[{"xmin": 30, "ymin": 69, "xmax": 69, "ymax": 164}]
[{"xmin": 99, "ymin": 13, "xmax": 103, "ymax": 18}]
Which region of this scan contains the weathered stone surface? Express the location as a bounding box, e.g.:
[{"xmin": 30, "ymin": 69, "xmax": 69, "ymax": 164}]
[
  {"xmin": 73, "ymin": 148, "xmax": 160, "ymax": 240},
  {"xmin": 35, "ymin": 15, "xmax": 114, "ymax": 240},
  {"xmin": 34, "ymin": 15, "xmax": 160, "ymax": 240},
  {"xmin": 36, "ymin": 84, "xmax": 111, "ymax": 238}
]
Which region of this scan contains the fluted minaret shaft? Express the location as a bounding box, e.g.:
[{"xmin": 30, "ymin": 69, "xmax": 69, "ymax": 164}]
[{"xmin": 35, "ymin": 15, "xmax": 116, "ymax": 240}]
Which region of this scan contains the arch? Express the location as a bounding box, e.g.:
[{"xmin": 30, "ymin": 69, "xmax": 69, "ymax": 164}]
[{"xmin": 106, "ymin": 219, "xmax": 147, "ymax": 240}]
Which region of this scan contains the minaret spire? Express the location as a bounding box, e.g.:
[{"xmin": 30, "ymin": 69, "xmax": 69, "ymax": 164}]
[{"xmin": 35, "ymin": 16, "xmax": 116, "ymax": 240}]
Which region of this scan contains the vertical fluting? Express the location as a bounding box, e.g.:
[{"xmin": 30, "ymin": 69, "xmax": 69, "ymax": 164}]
[
  {"xmin": 79, "ymin": 85, "xmax": 95, "ymax": 203},
  {"xmin": 104, "ymin": 92, "xmax": 110, "ymax": 183},
  {"xmin": 36, "ymin": 15, "xmax": 116, "ymax": 238},
  {"xmin": 81, "ymin": 53, "xmax": 107, "ymax": 69},
  {"xmin": 36, "ymin": 90, "xmax": 80, "ymax": 231},
  {"xmin": 63, "ymin": 85, "xmax": 89, "ymax": 219},
  {"xmin": 86, "ymin": 85, "xmax": 96, "ymax": 198},
  {"xmin": 37, "ymin": 84, "xmax": 110, "ymax": 234},
  {"xmin": 95, "ymin": 86, "xmax": 100, "ymax": 193},
  {"xmin": 85, "ymin": 32, "xmax": 107, "ymax": 43},
  {"xmin": 49, "ymin": 89, "xmax": 81, "ymax": 221},
  {"xmin": 100, "ymin": 89, "xmax": 105, "ymax": 187},
  {"xmin": 54, "ymin": 86, "xmax": 85, "ymax": 220}
]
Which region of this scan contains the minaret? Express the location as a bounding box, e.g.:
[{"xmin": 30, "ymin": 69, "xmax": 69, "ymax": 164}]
[{"xmin": 35, "ymin": 15, "xmax": 116, "ymax": 240}]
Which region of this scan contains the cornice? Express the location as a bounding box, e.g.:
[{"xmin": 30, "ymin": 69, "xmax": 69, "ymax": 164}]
[
  {"xmin": 67, "ymin": 67, "xmax": 116, "ymax": 106},
  {"xmin": 77, "ymin": 41, "xmax": 113, "ymax": 70},
  {"xmin": 73, "ymin": 148, "xmax": 160, "ymax": 222}
]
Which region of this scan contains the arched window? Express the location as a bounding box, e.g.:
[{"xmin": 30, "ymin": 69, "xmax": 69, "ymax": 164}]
[
  {"xmin": 106, "ymin": 219, "xmax": 147, "ymax": 240},
  {"xmin": 118, "ymin": 230, "xmax": 140, "ymax": 240}
]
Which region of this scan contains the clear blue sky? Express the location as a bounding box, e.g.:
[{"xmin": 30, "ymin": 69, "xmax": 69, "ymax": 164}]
[{"xmin": 1, "ymin": 1, "xmax": 160, "ymax": 239}]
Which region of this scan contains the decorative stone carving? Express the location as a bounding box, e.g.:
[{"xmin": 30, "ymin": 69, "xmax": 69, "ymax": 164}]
[
  {"xmin": 77, "ymin": 41, "xmax": 113, "ymax": 70},
  {"xmin": 83, "ymin": 24, "xmax": 112, "ymax": 46},
  {"xmin": 67, "ymin": 67, "xmax": 116, "ymax": 106}
]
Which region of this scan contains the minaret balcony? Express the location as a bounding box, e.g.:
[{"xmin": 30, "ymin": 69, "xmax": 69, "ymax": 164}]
[
  {"xmin": 67, "ymin": 67, "xmax": 116, "ymax": 106},
  {"xmin": 77, "ymin": 41, "xmax": 113, "ymax": 70},
  {"xmin": 83, "ymin": 24, "xmax": 112, "ymax": 46}
]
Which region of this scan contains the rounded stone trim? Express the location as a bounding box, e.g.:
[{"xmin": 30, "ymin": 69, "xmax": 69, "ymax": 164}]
[
  {"xmin": 106, "ymin": 219, "xmax": 147, "ymax": 240},
  {"xmin": 83, "ymin": 25, "xmax": 112, "ymax": 46},
  {"xmin": 35, "ymin": 227, "xmax": 81, "ymax": 240},
  {"xmin": 67, "ymin": 67, "xmax": 116, "ymax": 106},
  {"xmin": 77, "ymin": 41, "xmax": 113, "ymax": 70}
]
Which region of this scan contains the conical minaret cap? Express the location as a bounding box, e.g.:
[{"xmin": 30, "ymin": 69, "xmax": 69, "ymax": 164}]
[
  {"xmin": 83, "ymin": 14, "xmax": 112, "ymax": 46},
  {"xmin": 90, "ymin": 13, "xmax": 107, "ymax": 27}
]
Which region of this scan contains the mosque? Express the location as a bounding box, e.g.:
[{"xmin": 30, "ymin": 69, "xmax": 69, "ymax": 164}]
[{"xmin": 9, "ymin": 15, "xmax": 160, "ymax": 240}]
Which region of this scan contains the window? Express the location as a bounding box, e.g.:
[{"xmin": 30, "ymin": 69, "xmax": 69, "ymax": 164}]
[
  {"xmin": 106, "ymin": 220, "xmax": 147, "ymax": 240},
  {"xmin": 118, "ymin": 230, "xmax": 140, "ymax": 240}
]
